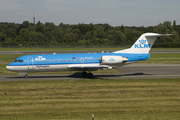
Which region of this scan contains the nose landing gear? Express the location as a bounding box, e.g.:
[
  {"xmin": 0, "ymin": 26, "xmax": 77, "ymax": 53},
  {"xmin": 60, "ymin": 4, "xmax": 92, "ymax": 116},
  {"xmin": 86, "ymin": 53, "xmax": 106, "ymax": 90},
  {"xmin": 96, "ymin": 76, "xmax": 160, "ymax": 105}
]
[{"xmin": 25, "ymin": 74, "xmax": 29, "ymax": 79}]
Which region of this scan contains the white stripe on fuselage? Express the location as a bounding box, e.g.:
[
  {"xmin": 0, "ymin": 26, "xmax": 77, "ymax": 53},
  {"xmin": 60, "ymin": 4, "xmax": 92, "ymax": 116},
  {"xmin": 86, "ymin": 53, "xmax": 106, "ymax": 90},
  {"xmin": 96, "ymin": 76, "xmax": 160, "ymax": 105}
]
[
  {"xmin": 6, "ymin": 63, "xmax": 101, "ymax": 72},
  {"xmin": 6, "ymin": 62, "xmax": 131, "ymax": 73}
]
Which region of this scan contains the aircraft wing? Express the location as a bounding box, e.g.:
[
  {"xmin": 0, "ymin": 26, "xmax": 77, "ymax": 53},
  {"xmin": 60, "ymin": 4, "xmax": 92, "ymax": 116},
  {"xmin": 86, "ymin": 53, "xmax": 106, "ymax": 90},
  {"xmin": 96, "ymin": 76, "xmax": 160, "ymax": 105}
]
[{"xmin": 68, "ymin": 65, "xmax": 112, "ymax": 70}]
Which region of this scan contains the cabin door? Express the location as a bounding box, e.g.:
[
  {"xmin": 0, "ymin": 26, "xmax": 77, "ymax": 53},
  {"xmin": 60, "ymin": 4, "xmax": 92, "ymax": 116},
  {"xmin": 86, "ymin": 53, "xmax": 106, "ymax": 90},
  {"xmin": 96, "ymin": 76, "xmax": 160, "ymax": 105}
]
[{"xmin": 28, "ymin": 57, "xmax": 34, "ymax": 70}]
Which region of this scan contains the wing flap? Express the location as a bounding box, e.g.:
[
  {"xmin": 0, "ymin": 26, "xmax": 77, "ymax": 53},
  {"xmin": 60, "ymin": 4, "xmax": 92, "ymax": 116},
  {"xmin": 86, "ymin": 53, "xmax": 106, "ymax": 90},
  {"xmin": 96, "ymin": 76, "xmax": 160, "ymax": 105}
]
[{"xmin": 68, "ymin": 65, "xmax": 112, "ymax": 70}]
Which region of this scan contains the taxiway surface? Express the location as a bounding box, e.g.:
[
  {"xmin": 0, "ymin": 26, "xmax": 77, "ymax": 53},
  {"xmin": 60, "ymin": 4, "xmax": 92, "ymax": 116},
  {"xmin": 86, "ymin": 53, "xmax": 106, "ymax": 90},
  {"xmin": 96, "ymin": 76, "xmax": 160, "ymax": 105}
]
[{"xmin": 1, "ymin": 63, "xmax": 180, "ymax": 82}]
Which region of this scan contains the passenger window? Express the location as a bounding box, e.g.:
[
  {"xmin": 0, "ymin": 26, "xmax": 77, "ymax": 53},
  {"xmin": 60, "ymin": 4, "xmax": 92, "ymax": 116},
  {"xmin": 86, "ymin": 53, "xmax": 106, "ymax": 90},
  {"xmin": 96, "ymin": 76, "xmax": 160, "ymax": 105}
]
[
  {"xmin": 47, "ymin": 60, "xmax": 49, "ymax": 62},
  {"xmin": 74, "ymin": 60, "xmax": 76, "ymax": 62},
  {"xmin": 50, "ymin": 60, "xmax": 51, "ymax": 62},
  {"xmin": 63, "ymin": 60, "xmax": 65, "ymax": 62},
  {"xmin": 60, "ymin": 60, "xmax": 62, "ymax": 62},
  {"xmin": 52, "ymin": 60, "xmax": 54, "ymax": 62},
  {"xmin": 55, "ymin": 60, "xmax": 57, "ymax": 62},
  {"xmin": 66, "ymin": 60, "xmax": 68, "ymax": 62},
  {"xmin": 58, "ymin": 60, "xmax": 59, "ymax": 62}
]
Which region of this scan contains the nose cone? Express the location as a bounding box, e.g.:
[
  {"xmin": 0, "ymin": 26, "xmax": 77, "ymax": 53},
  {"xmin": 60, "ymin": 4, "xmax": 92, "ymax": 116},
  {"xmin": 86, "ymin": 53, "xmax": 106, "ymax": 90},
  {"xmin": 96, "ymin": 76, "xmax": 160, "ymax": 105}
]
[
  {"xmin": 6, "ymin": 65, "xmax": 13, "ymax": 71},
  {"xmin": 6, "ymin": 63, "xmax": 18, "ymax": 72}
]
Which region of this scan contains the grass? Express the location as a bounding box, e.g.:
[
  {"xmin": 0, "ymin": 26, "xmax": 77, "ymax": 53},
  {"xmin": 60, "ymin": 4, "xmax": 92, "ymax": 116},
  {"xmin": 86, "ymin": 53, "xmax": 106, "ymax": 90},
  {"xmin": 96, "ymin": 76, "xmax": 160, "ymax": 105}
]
[
  {"xmin": 0, "ymin": 54, "xmax": 27, "ymax": 62},
  {"xmin": 0, "ymin": 78, "xmax": 180, "ymax": 120},
  {"xmin": 151, "ymin": 48, "xmax": 180, "ymax": 50},
  {"xmin": 0, "ymin": 64, "xmax": 20, "ymax": 75},
  {"xmin": 139, "ymin": 53, "xmax": 180, "ymax": 64}
]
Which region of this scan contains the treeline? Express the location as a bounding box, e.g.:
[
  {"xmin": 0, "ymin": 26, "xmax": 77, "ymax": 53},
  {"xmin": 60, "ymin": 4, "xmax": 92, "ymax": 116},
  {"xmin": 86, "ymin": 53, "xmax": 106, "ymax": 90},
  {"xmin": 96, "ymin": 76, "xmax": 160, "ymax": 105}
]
[{"xmin": 0, "ymin": 21, "xmax": 180, "ymax": 48}]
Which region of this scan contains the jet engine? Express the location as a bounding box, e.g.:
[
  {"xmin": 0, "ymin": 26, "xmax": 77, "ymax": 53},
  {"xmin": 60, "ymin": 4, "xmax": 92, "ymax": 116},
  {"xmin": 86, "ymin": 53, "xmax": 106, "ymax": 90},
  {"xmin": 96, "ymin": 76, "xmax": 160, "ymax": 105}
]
[{"xmin": 101, "ymin": 56, "xmax": 128, "ymax": 64}]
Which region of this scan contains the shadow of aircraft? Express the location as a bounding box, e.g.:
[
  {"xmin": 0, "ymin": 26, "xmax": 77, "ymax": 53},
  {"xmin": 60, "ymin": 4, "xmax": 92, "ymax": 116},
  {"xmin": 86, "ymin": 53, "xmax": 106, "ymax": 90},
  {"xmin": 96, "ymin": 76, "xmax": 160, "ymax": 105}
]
[{"xmin": 6, "ymin": 72, "xmax": 153, "ymax": 79}]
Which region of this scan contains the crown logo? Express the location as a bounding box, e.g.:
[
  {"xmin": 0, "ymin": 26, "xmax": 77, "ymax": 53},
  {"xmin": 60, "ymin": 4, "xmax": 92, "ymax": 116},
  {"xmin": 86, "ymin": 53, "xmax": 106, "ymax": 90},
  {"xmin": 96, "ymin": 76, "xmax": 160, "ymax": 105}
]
[
  {"xmin": 109, "ymin": 58, "xmax": 115, "ymax": 62},
  {"xmin": 139, "ymin": 39, "xmax": 146, "ymax": 44}
]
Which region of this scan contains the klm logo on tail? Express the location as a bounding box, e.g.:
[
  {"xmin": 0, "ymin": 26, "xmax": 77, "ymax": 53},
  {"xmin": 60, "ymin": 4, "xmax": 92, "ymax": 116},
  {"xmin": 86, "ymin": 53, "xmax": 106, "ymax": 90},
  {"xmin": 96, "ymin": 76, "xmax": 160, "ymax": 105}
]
[{"xmin": 135, "ymin": 39, "xmax": 150, "ymax": 48}]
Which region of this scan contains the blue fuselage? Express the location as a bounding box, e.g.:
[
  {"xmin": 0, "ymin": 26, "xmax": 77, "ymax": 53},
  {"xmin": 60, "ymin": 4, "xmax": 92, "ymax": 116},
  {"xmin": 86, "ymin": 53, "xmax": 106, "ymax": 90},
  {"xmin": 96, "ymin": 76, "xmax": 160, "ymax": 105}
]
[{"xmin": 7, "ymin": 52, "xmax": 150, "ymax": 67}]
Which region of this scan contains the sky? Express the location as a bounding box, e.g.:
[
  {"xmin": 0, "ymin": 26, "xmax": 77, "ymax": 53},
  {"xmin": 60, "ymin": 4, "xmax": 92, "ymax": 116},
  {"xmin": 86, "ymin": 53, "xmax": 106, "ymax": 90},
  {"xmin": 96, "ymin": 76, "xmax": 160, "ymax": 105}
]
[{"xmin": 0, "ymin": 0, "xmax": 180, "ymax": 27}]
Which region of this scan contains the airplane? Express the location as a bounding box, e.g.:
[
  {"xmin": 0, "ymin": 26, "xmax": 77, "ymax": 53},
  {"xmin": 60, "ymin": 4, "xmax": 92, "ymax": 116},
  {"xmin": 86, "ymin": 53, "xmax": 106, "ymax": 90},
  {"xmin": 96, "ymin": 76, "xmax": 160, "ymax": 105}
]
[{"xmin": 6, "ymin": 33, "xmax": 171, "ymax": 78}]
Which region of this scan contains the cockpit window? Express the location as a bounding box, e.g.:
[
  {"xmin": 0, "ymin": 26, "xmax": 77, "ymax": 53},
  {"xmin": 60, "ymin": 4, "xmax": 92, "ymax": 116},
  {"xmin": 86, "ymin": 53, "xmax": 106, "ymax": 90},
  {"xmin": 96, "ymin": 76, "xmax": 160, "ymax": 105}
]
[{"xmin": 14, "ymin": 60, "xmax": 23, "ymax": 63}]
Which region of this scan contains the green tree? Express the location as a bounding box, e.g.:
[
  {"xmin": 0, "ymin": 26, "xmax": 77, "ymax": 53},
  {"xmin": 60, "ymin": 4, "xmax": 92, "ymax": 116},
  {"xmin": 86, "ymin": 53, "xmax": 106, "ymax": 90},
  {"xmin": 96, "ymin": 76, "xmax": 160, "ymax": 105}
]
[
  {"xmin": 63, "ymin": 33, "xmax": 76, "ymax": 44},
  {"xmin": 35, "ymin": 21, "xmax": 44, "ymax": 33},
  {"xmin": 22, "ymin": 21, "xmax": 29, "ymax": 28}
]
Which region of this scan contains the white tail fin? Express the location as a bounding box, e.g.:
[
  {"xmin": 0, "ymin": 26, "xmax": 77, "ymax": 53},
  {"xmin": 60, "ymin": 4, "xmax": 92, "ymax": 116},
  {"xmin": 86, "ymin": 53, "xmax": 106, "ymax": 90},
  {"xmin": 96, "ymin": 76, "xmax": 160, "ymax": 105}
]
[{"xmin": 114, "ymin": 33, "xmax": 172, "ymax": 53}]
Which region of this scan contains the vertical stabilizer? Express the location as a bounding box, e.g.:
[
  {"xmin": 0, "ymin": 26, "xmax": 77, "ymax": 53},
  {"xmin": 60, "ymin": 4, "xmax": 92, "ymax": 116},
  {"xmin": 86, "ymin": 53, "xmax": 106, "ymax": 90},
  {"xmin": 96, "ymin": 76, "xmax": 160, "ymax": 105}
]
[{"xmin": 114, "ymin": 33, "xmax": 172, "ymax": 53}]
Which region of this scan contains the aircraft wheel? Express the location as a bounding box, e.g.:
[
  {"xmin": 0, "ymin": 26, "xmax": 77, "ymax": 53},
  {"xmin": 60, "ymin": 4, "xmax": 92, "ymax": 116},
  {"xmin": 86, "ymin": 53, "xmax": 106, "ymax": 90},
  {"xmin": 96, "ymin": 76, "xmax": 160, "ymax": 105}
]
[
  {"xmin": 88, "ymin": 73, "xmax": 93, "ymax": 78},
  {"xmin": 82, "ymin": 72, "xmax": 88, "ymax": 77},
  {"xmin": 25, "ymin": 75, "xmax": 29, "ymax": 79}
]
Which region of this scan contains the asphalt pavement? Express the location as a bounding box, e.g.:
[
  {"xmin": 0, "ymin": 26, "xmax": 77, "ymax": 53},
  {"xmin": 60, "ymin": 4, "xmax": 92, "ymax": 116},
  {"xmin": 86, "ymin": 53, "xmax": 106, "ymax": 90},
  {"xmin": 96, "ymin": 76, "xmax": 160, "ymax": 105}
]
[{"xmin": 1, "ymin": 63, "xmax": 180, "ymax": 82}]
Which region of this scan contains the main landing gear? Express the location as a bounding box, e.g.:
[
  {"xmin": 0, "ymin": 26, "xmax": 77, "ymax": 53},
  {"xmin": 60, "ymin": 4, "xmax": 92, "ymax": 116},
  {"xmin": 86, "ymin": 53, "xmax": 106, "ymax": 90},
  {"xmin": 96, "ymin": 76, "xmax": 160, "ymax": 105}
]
[{"xmin": 82, "ymin": 71, "xmax": 93, "ymax": 78}]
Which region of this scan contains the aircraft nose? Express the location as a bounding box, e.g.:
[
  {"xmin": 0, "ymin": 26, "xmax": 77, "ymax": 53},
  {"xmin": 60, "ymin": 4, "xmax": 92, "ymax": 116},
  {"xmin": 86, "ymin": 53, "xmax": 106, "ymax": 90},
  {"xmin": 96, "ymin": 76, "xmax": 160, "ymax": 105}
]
[
  {"xmin": 6, "ymin": 65, "xmax": 14, "ymax": 71},
  {"xmin": 6, "ymin": 65, "xmax": 11, "ymax": 70}
]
